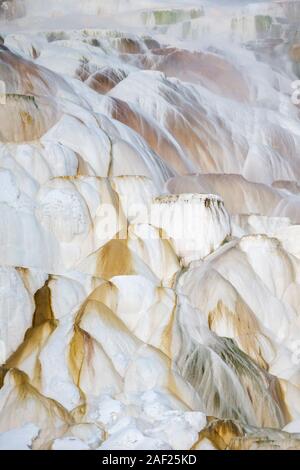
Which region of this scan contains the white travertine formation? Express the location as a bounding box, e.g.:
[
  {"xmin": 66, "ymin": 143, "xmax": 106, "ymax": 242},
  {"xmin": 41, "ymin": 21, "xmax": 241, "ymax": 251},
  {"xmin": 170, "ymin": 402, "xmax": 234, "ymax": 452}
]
[
  {"xmin": 152, "ymin": 194, "xmax": 231, "ymax": 266},
  {"xmin": 1, "ymin": 0, "xmax": 300, "ymax": 451}
]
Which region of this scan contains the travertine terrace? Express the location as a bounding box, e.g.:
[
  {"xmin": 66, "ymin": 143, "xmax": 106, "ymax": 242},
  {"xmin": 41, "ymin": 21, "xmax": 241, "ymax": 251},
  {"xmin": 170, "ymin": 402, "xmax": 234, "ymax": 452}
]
[{"xmin": 1, "ymin": 0, "xmax": 300, "ymax": 451}]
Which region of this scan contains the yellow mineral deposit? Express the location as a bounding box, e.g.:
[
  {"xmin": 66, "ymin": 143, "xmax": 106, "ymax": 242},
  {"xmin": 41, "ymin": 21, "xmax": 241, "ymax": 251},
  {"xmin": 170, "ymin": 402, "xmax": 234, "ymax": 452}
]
[{"xmin": 0, "ymin": 0, "xmax": 300, "ymax": 451}]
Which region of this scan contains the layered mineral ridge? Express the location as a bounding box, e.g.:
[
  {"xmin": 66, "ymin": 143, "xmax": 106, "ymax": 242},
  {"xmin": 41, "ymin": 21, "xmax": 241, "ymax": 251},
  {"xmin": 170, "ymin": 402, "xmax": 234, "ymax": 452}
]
[{"xmin": 1, "ymin": 0, "xmax": 300, "ymax": 451}]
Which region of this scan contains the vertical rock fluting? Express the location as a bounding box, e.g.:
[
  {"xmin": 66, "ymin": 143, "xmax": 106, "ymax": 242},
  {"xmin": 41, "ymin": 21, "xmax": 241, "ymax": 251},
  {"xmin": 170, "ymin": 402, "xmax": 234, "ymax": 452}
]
[
  {"xmin": 0, "ymin": 1, "xmax": 300, "ymax": 451},
  {"xmin": 152, "ymin": 194, "xmax": 231, "ymax": 266}
]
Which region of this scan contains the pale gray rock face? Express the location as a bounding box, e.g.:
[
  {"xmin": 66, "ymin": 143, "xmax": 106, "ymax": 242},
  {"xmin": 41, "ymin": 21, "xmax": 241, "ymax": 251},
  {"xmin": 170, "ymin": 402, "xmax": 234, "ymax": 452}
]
[{"xmin": 0, "ymin": 0, "xmax": 300, "ymax": 451}]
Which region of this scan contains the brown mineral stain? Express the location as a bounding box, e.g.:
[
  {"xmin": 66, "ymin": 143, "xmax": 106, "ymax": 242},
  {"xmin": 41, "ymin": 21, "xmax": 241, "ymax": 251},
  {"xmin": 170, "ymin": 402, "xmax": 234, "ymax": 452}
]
[
  {"xmin": 269, "ymin": 377, "xmax": 292, "ymax": 425},
  {"xmin": 33, "ymin": 281, "xmax": 56, "ymax": 327},
  {"xmin": 0, "ymin": 46, "xmax": 50, "ymax": 95},
  {"xmin": 95, "ymin": 239, "xmax": 134, "ymax": 279},
  {"xmin": 290, "ymin": 44, "xmax": 300, "ymax": 62},
  {"xmin": 115, "ymin": 37, "xmax": 143, "ymax": 54},
  {"xmin": 68, "ymin": 325, "xmax": 101, "ymax": 420},
  {"xmin": 20, "ymin": 110, "xmax": 33, "ymax": 126},
  {"xmin": 69, "ymin": 326, "xmax": 85, "ymax": 387},
  {"xmin": 86, "ymin": 67, "xmax": 127, "ymax": 94},
  {"xmin": 228, "ymin": 436, "xmax": 300, "ymax": 450},
  {"xmin": 0, "ymin": 279, "xmax": 57, "ymax": 389},
  {"xmin": 10, "ymin": 368, "xmax": 72, "ymax": 425},
  {"xmin": 194, "ymin": 419, "xmax": 244, "ymax": 450},
  {"xmin": 88, "ymin": 281, "xmax": 118, "ymax": 313},
  {"xmin": 106, "ymin": 97, "xmax": 189, "ymax": 174}
]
